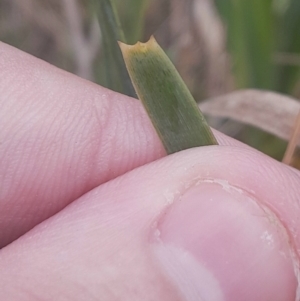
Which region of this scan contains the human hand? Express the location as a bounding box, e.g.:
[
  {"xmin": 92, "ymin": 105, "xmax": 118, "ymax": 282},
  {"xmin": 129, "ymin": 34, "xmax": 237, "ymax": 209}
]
[{"xmin": 0, "ymin": 42, "xmax": 299, "ymax": 301}]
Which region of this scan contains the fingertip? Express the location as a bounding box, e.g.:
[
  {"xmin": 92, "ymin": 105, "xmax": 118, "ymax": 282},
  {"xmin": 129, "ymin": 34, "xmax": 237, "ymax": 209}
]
[{"xmin": 153, "ymin": 182, "xmax": 298, "ymax": 301}]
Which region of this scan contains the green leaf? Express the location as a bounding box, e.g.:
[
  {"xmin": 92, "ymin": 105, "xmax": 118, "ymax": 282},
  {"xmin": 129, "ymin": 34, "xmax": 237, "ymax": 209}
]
[
  {"xmin": 275, "ymin": 0, "xmax": 300, "ymax": 93},
  {"xmin": 119, "ymin": 37, "xmax": 218, "ymax": 154},
  {"xmin": 115, "ymin": 0, "xmax": 150, "ymax": 44},
  {"xmin": 93, "ymin": 0, "xmax": 135, "ymax": 97},
  {"xmin": 215, "ymin": 0, "xmax": 274, "ymax": 89}
]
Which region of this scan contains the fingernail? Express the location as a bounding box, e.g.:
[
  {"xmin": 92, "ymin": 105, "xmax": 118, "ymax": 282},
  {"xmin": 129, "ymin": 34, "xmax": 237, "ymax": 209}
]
[{"xmin": 152, "ymin": 181, "xmax": 298, "ymax": 301}]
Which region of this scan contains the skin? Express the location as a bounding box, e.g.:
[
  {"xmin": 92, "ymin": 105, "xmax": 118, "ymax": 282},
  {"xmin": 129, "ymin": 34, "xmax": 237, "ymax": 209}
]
[{"xmin": 0, "ymin": 41, "xmax": 300, "ymax": 300}]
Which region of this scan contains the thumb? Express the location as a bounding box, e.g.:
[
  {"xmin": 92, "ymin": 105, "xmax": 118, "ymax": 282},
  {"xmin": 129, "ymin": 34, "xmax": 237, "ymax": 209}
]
[{"xmin": 0, "ymin": 146, "xmax": 299, "ymax": 300}]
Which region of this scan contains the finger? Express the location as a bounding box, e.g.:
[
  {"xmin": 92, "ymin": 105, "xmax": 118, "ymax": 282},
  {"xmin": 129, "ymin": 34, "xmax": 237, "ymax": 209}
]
[
  {"xmin": 0, "ymin": 146, "xmax": 299, "ymax": 300},
  {"xmin": 0, "ymin": 42, "xmax": 246, "ymax": 247},
  {"xmin": 0, "ymin": 42, "xmax": 164, "ymax": 246}
]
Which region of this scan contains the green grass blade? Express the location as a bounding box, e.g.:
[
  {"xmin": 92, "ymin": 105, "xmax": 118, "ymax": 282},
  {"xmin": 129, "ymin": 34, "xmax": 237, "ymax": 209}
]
[
  {"xmin": 119, "ymin": 37, "xmax": 218, "ymax": 154},
  {"xmin": 275, "ymin": 0, "xmax": 300, "ymax": 93},
  {"xmin": 215, "ymin": 0, "xmax": 274, "ymax": 89},
  {"xmin": 93, "ymin": 0, "xmax": 135, "ymax": 97},
  {"xmin": 115, "ymin": 0, "xmax": 150, "ymax": 44}
]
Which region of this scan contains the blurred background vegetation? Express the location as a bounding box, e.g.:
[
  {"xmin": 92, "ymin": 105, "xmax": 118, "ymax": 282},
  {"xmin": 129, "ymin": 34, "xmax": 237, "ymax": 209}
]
[{"xmin": 0, "ymin": 0, "xmax": 299, "ymax": 166}]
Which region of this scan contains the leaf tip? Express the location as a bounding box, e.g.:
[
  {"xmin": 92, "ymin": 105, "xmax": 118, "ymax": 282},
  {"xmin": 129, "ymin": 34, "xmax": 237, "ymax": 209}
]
[
  {"xmin": 118, "ymin": 36, "xmax": 159, "ymax": 58},
  {"xmin": 118, "ymin": 40, "xmax": 129, "ymax": 54}
]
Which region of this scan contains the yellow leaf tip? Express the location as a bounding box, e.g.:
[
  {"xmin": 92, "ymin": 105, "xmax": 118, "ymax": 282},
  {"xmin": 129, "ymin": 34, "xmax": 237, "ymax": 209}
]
[
  {"xmin": 118, "ymin": 36, "xmax": 158, "ymax": 56},
  {"xmin": 118, "ymin": 40, "xmax": 130, "ymax": 52},
  {"xmin": 136, "ymin": 36, "xmax": 158, "ymax": 51}
]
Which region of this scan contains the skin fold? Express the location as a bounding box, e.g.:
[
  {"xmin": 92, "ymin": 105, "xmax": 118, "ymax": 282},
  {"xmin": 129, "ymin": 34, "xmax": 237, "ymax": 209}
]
[{"xmin": 0, "ymin": 42, "xmax": 300, "ymax": 301}]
